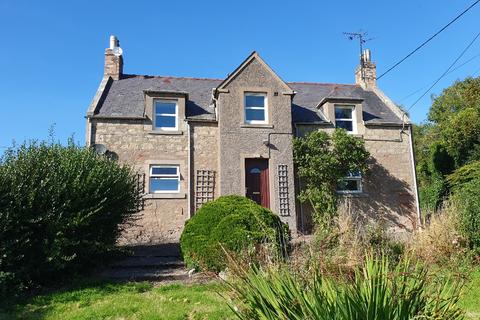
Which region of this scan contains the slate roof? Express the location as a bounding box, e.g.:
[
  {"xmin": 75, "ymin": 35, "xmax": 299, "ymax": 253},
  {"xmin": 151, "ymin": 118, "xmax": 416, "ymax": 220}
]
[{"xmin": 92, "ymin": 74, "xmax": 403, "ymax": 124}]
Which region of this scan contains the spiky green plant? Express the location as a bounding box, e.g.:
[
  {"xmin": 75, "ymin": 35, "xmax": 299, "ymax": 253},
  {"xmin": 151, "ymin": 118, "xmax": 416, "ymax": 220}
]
[{"xmin": 226, "ymin": 254, "xmax": 465, "ymax": 320}]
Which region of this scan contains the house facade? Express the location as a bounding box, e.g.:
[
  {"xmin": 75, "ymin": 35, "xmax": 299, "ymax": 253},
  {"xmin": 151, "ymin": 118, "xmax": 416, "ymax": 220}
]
[{"xmin": 86, "ymin": 36, "xmax": 420, "ymax": 245}]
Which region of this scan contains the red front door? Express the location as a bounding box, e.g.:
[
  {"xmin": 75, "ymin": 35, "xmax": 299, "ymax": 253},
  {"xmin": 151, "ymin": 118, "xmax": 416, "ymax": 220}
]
[{"xmin": 245, "ymin": 159, "xmax": 270, "ymax": 208}]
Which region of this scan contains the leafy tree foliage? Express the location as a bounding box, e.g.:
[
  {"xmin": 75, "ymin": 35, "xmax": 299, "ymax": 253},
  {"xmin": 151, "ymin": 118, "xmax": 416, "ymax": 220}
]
[
  {"xmin": 428, "ymin": 77, "xmax": 480, "ymax": 124},
  {"xmin": 415, "ymin": 76, "xmax": 480, "ymax": 211},
  {"xmin": 0, "ymin": 140, "xmax": 142, "ymax": 296},
  {"xmin": 293, "ymin": 129, "xmax": 370, "ymax": 227},
  {"xmin": 447, "ymin": 161, "xmax": 480, "ymax": 251}
]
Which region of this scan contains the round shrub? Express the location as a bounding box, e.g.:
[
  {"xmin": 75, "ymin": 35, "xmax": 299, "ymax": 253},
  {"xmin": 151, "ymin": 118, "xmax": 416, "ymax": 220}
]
[
  {"xmin": 180, "ymin": 195, "xmax": 289, "ymax": 271},
  {"xmin": 0, "ymin": 140, "xmax": 141, "ymax": 296}
]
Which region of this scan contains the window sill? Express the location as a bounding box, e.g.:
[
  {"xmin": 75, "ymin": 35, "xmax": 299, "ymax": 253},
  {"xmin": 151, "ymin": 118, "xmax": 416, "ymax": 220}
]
[
  {"xmin": 337, "ymin": 192, "xmax": 368, "ymax": 198},
  {"xmin": 148, "ymin": 130, "xmax": 184, "ymax": 135},
  {"xmin": 144, "ymin": 193, "xmax": 186, "ymax": 199},
  {"xmin": 348, "ymin": 133, "xmax": 363, "ymax": 138},
  {"xmin": 240, "ymin": 124, "xmax": 274, "ymax": 129}
]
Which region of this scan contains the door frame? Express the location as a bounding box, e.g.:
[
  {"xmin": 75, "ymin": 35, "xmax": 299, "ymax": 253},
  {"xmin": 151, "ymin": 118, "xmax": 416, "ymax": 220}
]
[{"xmin": 243, "ymin": 157, "xmax": 270, "ymax": 209}]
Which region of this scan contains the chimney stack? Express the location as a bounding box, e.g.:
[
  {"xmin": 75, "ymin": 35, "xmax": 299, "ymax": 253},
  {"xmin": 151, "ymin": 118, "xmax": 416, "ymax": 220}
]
[
  {"xmin": 355, "ymin": 49, "xmax": 376, "ymax": 90},
  {"xmin": 104, "ymin": 35, "xmax": 123, "ymax": 80}
]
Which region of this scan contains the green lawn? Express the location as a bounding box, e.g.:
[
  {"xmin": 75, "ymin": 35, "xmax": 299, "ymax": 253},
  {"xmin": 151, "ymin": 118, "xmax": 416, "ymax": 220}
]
[
  {"xmin": 0, "ymin": 281, "xmax": 234, "ymax": 320},
  {"xmin": 2, "ymin": 268, "xmax": 480, "ymax": 320},
  {"xmin": 460, "ymin": 267, "xmax": 480, "ymax": 320}
]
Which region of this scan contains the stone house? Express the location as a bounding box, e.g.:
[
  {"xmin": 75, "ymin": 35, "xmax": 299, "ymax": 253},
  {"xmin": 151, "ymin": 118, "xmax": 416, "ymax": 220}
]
[{"xmin": 86, "ymin": 36, "xmax": 420, "ymax": 245}]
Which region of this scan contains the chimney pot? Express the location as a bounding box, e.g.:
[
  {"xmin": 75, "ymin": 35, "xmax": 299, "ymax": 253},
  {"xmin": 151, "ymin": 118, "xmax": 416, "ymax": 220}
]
[
  {"xmin": 104, "ymin": 35, "xmax": 123, "ymax": 80},
  {"xmin": 109, "ymin": 35, "xmax": 118, "ymax": 49}
]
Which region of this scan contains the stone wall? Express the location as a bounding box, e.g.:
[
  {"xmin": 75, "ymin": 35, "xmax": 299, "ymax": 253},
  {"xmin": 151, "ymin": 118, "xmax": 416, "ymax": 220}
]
[
  {"xmin": 217, "ymin": 57, "xmax": 297, "ymax": 233},
  {"xmin": 295, "ymin": 124, "xmax": 418, "ymax": 236},
  {"xmin": 190, "ymin": 122, "xmax": 220, "ymax": 213},
  {"xmin": 91, "ymin": 118, "xmax": 189, "ymax": 245}
]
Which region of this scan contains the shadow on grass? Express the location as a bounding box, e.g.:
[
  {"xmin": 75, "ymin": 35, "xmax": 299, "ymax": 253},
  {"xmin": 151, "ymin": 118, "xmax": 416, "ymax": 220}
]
[{"xmin": 0, "ymin": 278, "xmax": 153, "ymax": 320}]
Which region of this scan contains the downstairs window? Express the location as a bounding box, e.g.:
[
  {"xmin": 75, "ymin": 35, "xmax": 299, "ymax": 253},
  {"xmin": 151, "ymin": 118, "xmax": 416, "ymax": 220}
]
[
  {"xmin": 149, "ymin": 165, "xmax": 180, "ymax": 193},
  {"xmin": 337, "ymin": 170, "xmax": 362, "ymax": 194}
]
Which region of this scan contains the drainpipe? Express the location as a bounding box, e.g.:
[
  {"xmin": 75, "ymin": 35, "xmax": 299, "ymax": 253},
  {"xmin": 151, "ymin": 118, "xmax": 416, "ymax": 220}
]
[
  {"xmin": 408, "ymin": 124, "xmax": 422, "ymax": 227},
  {"xmin": 187, "ymin": 120, "xmax": 192, "ymax": 218}
]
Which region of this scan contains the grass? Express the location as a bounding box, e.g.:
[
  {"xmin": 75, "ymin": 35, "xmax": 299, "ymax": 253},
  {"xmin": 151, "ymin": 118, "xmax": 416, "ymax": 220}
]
[
  {"xmin": 460, "ymin": 267, "xmax": 480, "ymax": 320},
  {"xmin": 1, "ymin": 267, "xmax": 479, "ymax": 320},
  {"xmin": 0, "ymin": 280, "xmax": 234, "ymax": 320}
]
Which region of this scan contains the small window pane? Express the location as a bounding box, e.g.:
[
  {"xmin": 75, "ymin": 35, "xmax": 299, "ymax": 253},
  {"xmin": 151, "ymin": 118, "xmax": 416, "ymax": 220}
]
[
  {"xmin": 150, "ymin": 178, "xmax": 179, "ymax": 192},
  {"xmin": 152, "ymin": 167, "xmax": 177, "ymax": 175},
  {"xmin": 347, "ymin": 170, "xmax": 361, "ymax": 178},
  {"xmin": 335, "ymin": 108, "xmax": 353, "ymax": 119},
  {"xmin": 336, "ymin": 120, "xmax": 353, "ymax": 131},
  {"xmin": 155, "ymin": 115, "xmax": 176, "ymax": 128},
  {"xmin": 246, "ymin": 109, "xmax": 266, "ymax": 121},
  {"xmin": 337, "ymin": 179, "xmax": 360, "ymax": 191},
  {"xmin": 245, "ymin": 95, "xmax": 265, "ymax": 108},
  {"xmin": 155, "ymin": 102, "xmax": 176, "ymax": 115}
]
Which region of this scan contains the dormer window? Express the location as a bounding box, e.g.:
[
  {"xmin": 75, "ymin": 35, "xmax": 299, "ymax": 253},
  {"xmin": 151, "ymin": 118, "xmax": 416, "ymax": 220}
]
[
  {"xmin": 244, "ymin": 93, "xmax": 267, "ymax": 124},
  {"xmin": 335, "ymin": 105, "xmax": 356, "ymax": 133},
  {"xmin": 154, "ymin": 100, "xmax": 178, "ymax": 131}
]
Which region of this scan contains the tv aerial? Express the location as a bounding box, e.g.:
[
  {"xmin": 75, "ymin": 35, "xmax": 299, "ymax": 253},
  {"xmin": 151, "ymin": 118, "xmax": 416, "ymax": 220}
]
[{"xmin": 343, "ymin": 31, "xmax": 374, "ymax": 58}]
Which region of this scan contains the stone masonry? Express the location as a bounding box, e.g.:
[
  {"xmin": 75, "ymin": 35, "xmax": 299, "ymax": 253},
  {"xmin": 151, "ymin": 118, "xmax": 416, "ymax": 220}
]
[{"xmin": 86, "ymin": 36, "xmax": 420, "ymax": 245}]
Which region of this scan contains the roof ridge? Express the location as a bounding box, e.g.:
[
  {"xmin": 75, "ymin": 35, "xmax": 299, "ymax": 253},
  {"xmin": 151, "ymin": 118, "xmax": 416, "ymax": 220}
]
[
  {"xmin": 288, "ymin": 81, "xmax": 359, "ymax": 86},
  {"xmin": 122, "ymin": 74, "xmax": 359, "ymax": 86},
  {"xmin": 122, "ymin": 74, "xmax": 224, "ymax": 81}
]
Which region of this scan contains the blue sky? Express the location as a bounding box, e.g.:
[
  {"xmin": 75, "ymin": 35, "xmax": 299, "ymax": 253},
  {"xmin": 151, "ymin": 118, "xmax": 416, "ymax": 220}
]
[{"xmin": 1, "ymin": 0, "xmax": 479, "ymax": 150}]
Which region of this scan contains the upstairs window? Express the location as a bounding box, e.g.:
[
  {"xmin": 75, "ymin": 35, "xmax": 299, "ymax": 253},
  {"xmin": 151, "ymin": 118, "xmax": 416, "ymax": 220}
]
[
  {"xmin": 150, "ymin": 165, "xmax": 180, "ymax": 193},
  {"xmin": 244, "ymin": 93, "xmax": 267, "ymax": 124},
  {"xmin": 154, "ymin": 100, "xmax": 178, "ymax": 130},
  {"xmin": 335, "ymin": 105, "xmax": 356, "ymax": 133},
  {"xmin": 337, "ymin": 170, "xmax": 362, "ymax": 194}
]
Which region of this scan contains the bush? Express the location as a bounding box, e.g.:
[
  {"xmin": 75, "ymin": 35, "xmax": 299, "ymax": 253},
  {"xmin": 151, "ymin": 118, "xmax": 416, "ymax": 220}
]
[
  {"xmin": 0, "ymin": 140, "xmax": 141, "ymax": 296},
  {"xmin": 180, "ymin": 196, "xmax": 289, "ymax": 272},
  {"xmin": 448, "ymin": 161, "xmax": 480, "ymax": 252},
  {"xmin": 227, "ymin": 254, "xmax": 465, "ymax": 320}
]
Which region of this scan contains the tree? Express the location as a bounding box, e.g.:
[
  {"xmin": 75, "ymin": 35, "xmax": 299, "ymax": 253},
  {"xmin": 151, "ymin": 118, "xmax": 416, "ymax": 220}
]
[
  {"xmin": 414, "ymin": 76, "xmax": 480, "ymax": 210},
  {"xmin": 428, "ymin": 77, "xmax": 480, "ymax": 124},
  {"xmin": 293, "ymin": 129, "xmax": 370, "ymax": 227}
]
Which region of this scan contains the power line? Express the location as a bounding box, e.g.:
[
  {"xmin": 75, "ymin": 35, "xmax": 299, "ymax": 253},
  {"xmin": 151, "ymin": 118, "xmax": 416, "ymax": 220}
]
[
  {"xmin": 407, "ymin": 30, "xmax": 480, "ymax": 111},
  {"xmin": 398, "ymin": 52, "xmax": 480, "ymax": 103},
  {"xmin": 377, "ymin": 0, "xmax": 480, "ymax": 80}
]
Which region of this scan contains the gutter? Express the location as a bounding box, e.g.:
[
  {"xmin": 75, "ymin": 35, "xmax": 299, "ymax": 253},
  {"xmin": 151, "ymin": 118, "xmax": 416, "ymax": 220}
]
[{"xmin": 86, "ymin": 115, "xmax": 147, "ymax": 120}]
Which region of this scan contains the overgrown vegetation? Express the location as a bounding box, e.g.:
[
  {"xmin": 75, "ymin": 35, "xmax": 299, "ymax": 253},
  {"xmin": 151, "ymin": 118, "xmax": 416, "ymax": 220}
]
[
  {"xmin": 227, "ymin": 254, "xmax": 465, "ymax": 320},
  {"xmin": 180, "ymin": 195, "xmax": 289, "ymax": 272},
  {"xmin": 293, "ymin": 128, "xmax": 370, "ymax": 227},
  {"xmin": 415, "ymin": 76, "xmax": 480, "ymax": 253},
  {"xmin": 0, "ymin": 140, "xmax": 142, "ymax": 297}
]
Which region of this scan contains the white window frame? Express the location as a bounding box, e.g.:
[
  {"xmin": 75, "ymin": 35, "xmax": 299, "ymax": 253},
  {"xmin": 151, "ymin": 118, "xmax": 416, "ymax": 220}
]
[
  {"xmin": 149, "ymin": 165, "xmax": 180, "ymax": 194},
  {"xmin": 334, "ymin": 105, "xmax": 357, "ymax": 134},
  {"xmin": 337, "ymin": 171, "xmax": 363, "ymax": 194},
  {"xmin": 154, "ymin": 100, "xmax": 178, "ymax": 131},
  {"xmin": 244, "ymin": 92, "xmax": 268, "ymax": 124}
]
